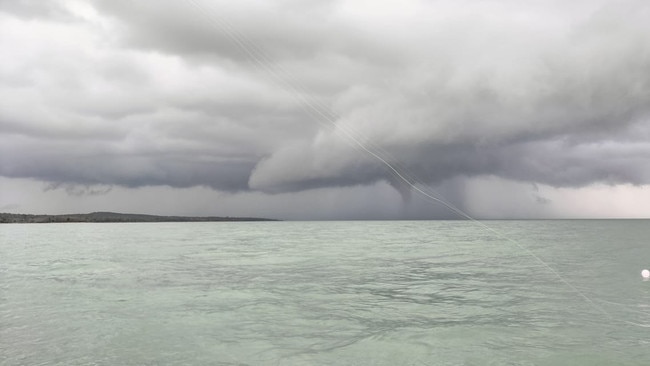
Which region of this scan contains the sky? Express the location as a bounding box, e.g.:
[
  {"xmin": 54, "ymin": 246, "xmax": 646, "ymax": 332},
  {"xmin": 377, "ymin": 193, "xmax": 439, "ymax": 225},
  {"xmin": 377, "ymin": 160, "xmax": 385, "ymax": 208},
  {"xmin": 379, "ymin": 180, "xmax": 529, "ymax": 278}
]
[{"xmin": 1, "ymin": 0, "xmax": 650, "ymax": 220}]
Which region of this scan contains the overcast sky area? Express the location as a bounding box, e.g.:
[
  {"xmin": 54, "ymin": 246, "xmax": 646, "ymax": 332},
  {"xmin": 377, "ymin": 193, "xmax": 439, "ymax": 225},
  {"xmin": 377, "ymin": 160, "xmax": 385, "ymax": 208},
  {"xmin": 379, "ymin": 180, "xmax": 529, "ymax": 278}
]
[{"xmin": 1, "ymin": 0, "xmax": 650, "ymax": 220}]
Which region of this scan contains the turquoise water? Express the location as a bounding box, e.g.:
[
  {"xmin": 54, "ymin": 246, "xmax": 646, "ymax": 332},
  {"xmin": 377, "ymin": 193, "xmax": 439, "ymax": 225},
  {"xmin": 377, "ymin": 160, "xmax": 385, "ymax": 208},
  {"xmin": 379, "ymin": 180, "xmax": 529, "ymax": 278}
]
[{"xmin": 1, "ymin": 220, "xmax": 649, "ymax": 365}]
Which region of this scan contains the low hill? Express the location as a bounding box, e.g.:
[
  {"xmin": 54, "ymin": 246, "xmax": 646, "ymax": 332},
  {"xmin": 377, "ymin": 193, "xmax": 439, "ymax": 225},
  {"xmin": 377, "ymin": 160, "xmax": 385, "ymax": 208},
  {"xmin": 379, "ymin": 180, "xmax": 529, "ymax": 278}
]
[{"xmin": 0, "ymin": 212, "xmax": 277, "ymax": 223}]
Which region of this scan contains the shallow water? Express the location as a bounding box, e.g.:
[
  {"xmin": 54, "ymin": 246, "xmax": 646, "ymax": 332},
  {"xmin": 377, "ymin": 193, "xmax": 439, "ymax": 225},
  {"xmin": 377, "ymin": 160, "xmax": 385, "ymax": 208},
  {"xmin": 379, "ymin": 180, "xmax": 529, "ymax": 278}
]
[{"xmin": 1, "ymin": 220, "xmax": 649, "ymax": 365}]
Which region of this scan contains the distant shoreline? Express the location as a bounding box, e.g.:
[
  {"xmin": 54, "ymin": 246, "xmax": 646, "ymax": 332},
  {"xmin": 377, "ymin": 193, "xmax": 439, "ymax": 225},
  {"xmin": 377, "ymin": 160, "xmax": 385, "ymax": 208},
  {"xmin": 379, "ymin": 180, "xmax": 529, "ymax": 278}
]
[{"xmin": 0, "ymin": 212, "xmax": 278, "ymax": 223}]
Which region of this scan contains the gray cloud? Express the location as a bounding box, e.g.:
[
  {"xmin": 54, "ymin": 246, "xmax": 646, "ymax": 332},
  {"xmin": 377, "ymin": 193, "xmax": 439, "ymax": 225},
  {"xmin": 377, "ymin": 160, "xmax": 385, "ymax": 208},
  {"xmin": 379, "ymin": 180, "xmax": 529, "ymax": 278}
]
[
  {"xmin": 44, "ymin": 182, "xmax": 113, "ymax": 197},
  {"xmin": 0, "ymin": 0, "xmax": 71, "ymax": 20},
  {"xmin": 1, "ymin": 0, "xmax": 649, "ymax": 217}
]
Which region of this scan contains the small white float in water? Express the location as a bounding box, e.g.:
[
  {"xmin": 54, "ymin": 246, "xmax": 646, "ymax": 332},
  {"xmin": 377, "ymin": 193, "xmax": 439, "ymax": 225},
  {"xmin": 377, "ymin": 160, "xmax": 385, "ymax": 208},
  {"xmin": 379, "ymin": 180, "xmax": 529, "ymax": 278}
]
[{"xmin": 642, "ymin": 269, "xmax": 650, "ymax": 279}]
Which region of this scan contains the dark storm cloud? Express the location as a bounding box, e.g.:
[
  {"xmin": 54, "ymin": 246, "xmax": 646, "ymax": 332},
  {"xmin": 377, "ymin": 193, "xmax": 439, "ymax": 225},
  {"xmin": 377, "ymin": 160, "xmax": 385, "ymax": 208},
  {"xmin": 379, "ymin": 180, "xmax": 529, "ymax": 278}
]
[
  {"xmin": 1, "ymin": 0, "xmax": 650, "ymax": 202},
  {"xmin": 247, "ymin": 0, "xmax": 650, "ymax": 193}
]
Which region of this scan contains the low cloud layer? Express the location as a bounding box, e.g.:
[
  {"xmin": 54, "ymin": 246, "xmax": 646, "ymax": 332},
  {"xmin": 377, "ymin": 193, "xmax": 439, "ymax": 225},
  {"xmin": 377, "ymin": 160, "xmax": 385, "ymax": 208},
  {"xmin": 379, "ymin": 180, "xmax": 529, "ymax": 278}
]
[{"xmin": 1, "ymin": 0, "xmax": 649, "ymax": 217}]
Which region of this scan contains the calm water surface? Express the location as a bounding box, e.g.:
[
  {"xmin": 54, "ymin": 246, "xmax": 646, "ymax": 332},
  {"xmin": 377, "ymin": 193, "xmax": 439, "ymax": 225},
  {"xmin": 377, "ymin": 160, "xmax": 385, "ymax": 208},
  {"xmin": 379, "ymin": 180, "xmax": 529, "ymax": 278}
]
[{"xmin": 1, "ymin": 220, "xmax": 649, "ymax": 365}]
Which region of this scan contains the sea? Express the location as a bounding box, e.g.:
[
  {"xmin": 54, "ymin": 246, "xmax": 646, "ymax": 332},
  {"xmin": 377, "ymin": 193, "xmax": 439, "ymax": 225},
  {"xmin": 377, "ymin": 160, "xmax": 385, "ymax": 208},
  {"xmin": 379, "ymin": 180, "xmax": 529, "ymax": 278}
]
[{"xmin": 1, "ymin": 220, "xmax": 649, "ymax": 365}]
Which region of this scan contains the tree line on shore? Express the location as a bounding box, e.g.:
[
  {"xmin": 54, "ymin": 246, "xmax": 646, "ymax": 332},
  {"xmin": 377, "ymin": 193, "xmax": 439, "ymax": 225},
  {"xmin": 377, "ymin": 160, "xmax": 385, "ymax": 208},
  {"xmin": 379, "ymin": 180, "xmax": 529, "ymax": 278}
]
[{"xmin": 0, "ymin": 212, "xmax": 276, "ymax": 223}]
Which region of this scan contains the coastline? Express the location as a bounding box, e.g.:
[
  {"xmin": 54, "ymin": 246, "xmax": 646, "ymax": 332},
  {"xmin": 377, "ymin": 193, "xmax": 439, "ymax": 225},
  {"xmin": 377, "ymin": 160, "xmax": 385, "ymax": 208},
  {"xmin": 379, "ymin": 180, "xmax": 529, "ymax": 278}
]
[{"xmin": 0, "ymin": 212, "xmax": 278, "ymax": 223}]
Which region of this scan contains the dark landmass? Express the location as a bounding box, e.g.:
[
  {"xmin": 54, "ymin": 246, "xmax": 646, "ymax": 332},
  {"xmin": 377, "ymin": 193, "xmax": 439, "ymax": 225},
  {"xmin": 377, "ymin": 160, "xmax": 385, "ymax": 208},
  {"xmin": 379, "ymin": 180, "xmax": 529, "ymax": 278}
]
[{"xmin": 0, "ymin": 212, "xmax": 278, "ymax": 223}]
